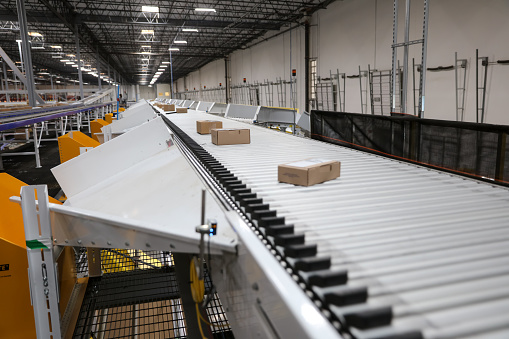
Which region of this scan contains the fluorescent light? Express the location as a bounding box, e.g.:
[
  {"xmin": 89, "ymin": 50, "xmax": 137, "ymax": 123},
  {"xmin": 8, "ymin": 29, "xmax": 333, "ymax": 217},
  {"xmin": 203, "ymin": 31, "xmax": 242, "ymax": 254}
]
[
  {"xmin": 161, "ymin": 61, "xmax": 170, "ymax": 64},
  {"xmin": 60, "ymin": 59, "xmax": 70, "ymax": 62},
  {"xmin": 50, "ymin": 45, "xmax": 62, "ymax": 49},
  {"xmin": 141, "ymin": 29, "xmax": 154, "ymax": 35},
  {"xmin": 32, "ymin": 46, "xmax": 45, "ymax": 49},
  {"xmin": 71, "ymin": 65, "xmax": 78, "ymax": 68},
  {"xmin": 141, "ymin": 45, "xmax": 151, "ymax": 48},
  {"xmin": 52, "ymin": 55, "xmax": 62, "ymax": 58},
  {"xmin": 174, "ymin": 40, "xmax": 187, "ymax": 44},
  {"xmin": 195, "ymin": 8, "xmax": 216, "ymax": 12},
  {"xmin": 155, "ymin": 72, "xmax": 162, "ymax": 74},
  {"xmin": 66, "ymin": 54, "xmax": 75, "ymax": 57},
  {"xmin": 168, "ymin": 48, "xmax": 179, "ymax": 51},
  {"xmin": 158, "ymin": 69, "xmax": 164, "ymax": 71},
  {"xmin": 182, "ymin": 28, "xmax": 199, "ymax": 32},
  {"xmin": 141, "ymin": 5, "xmax": 159, "ymax": 13},
  {"xmin": 38, "ymin": 72, "xmax": 50, "ymax": 75},
  {"xmin": 160, "ymin": 65, "xmax": 167, "ymax": 68},
  {"xmin": 65, "ymin": 62, "xmax": 74, "ymax": 64},
  {"xmin": 16, "ymin": 39, "xmax": 22, "ymax": 42},
  {"xmin": 141, "ymin": 58, "xmax": 150, "ymax": 61},
  {"xmin": 28, "ymin": 32, "xmax": 43, "ymax": 37}
]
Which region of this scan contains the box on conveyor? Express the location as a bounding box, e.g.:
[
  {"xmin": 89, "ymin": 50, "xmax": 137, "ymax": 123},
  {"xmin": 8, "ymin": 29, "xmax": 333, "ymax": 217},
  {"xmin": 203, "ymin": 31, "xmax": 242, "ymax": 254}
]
[
  {"xmin": 158, "ymin": 104, "xmax": 175, "ymax": 111},
  {"xmin": 278, "ymin": 158, "xmax": 340, "ymax": 186},
  {"xmin": 211, "ymin": 128, "xmax": 250, "ymax": 145},
  {"xmin": 176, "ymin": 107, "xmax": 188, "ymax": 113},
  {"xmin": 197, "ymin": 120, "xmax": 223, "ymax": 134}
]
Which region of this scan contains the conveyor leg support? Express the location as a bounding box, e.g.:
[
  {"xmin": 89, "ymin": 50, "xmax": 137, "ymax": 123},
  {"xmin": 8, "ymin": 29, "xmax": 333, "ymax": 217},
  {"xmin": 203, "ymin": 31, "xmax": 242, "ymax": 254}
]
[{"xmin": 20, "ymin": 185, "xmax": 61, "ymax": 339}]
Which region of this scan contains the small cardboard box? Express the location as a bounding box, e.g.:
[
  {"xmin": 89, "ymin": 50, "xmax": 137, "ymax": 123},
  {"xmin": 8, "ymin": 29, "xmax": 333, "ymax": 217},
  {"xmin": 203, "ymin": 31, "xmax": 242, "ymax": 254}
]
[
  {"xmin": 211, "ymin": 128, "xmax": 250, "ymax": 145},
  {"xmin": 176, "ymin": 107, "xmax": 188, "ymax": 113},
  {"xmin": 278, "ymin": 159, "xmax": 340, "ymax": 186},
  {"xmin": 197, "ymin": 120, "xmax": 223, "ymax": 134},
  {"xmin": 159, "ymin": 104, "xmax": 175, "ymax": 111}
]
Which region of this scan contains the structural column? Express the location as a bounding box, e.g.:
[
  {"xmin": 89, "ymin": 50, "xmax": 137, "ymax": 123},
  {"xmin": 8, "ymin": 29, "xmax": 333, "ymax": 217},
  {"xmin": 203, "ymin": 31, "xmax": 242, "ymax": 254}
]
[
  {"xmin": 2, "ymin": 61, "xmax": 10, "ymax": 102},
  {"xmin": 304, "ymin": 20, "xmax": 310, "ymax": 112},
  {"xmin": 75, "ymin": 24, "xmax": 84, "ymax": 101},
  {"xmin": 15, "ymin": 0, "xmax": 37, "ymax": 106},
  {"xmin": 96, "ymin": 49, "xmax": 101, "ymax": 90},
  {"xmin": 224, "ymin": 56, "xmax": 230, "ymax": 104}
]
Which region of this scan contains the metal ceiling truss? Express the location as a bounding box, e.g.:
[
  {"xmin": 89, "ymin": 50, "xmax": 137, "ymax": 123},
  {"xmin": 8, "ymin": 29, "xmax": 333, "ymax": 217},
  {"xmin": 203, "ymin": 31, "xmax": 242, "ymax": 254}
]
[{"xmin": 0, "ymin": 0, "xmax": 338, "ymax": 84}]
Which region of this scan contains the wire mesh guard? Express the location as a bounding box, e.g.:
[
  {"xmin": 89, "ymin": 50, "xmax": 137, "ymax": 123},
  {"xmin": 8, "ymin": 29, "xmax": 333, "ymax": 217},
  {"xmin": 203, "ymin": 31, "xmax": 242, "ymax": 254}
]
[
  {"xmin": 73, "ymin": 249, "xmax": 232, "ymax": 338},
  {"xmin": 311, "ymin": 110, "xmax": 509, "ymax": 183}
]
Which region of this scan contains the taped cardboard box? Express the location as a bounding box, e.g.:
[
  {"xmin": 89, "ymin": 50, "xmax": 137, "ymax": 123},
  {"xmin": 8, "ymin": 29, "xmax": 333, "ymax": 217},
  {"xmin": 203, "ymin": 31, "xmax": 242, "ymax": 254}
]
[
  {"xmin": 197, "ymin": 120, "xmax": 223, "ymax": 134},
  {"xmin": 158, "ymin": 104, "xmax": 175, "ymax": 111},
  {"xmin": 176, "ymin": 107, "xmax": 188, "ymax": 113},
  {"xmin": 278, "ymin": 158, "xmax": 340, "ymax": 186},
  {"xmin": 211, "ymin": 128, "xmax": 250, "ymax": 145}
]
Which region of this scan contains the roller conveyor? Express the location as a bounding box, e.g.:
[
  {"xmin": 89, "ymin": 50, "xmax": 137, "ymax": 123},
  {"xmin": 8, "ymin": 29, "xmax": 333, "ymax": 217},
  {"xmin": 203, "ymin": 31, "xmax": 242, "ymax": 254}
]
[
  {"xmin": 163, "ymin": 110, "xmax": 509, "ymax": 339},
  {"xmin": 0, "ymin": 102, "xmax": 112, "ymax": 131}
]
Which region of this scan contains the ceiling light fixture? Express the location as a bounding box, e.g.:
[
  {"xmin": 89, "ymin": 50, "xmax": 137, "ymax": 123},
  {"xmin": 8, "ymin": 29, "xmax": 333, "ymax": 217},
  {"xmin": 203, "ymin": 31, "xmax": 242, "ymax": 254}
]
[
  {"xmin": 60, "ymin": 59, "xmax": 70, "ymax": 62},
  {"xmin": 28, "ymin": 32, "xmax": 43, "ymax": 37},
  {"xmin": 194, "ymin": 8, "xmax": 216, "ymax": 12},
  {"xmin": 141, "ymin": 5, "xmax": 159, "ymax": 13},
  {"xmin": 182, "ymin": 28, "xmax": 199, "ymax": 32},
  {"xmin": 50, "ymin": 45, "xmax": 62, "ymax": 49},
  {"xmin": 174, "ymin": 40, "xmax": 187, "ymax": 44},
  {"xmin": 141, "ymin": 29, "xmax": 155, "ymax": 35},
  {"xmin": 168, "ymin": 48, "xmax": 179, "ymax": 51},
  {"xmin": 141, "ymin": 45, "xmax": 151, "ymax": 48},
  {"xmin": 161, "ymin": 61, "xmax": 170, "ymax": 64}
]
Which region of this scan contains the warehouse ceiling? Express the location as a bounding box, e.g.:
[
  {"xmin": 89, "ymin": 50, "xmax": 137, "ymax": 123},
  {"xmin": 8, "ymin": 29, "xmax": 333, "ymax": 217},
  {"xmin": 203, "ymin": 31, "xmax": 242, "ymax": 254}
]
[{"xmin": 0, "ymin": 0, "xmax": 337, "ymax": 87}]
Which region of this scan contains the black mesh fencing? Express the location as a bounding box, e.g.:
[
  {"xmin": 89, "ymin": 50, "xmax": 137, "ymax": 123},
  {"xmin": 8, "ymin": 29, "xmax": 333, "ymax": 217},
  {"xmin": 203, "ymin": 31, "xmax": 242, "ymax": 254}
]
[
  {"xmin": 311, "ymin": 110, "xmax": 509, "ymax": 184},
  {"xmin": 72, "ymin": 248, "xmax": 233, "ymax": 338}
]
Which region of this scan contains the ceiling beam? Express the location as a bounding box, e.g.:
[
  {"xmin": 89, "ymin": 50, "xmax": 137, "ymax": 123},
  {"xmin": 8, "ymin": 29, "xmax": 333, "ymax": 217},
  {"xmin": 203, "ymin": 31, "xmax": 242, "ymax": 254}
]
[{"xmin": 0, "ymin": 10, "xmax": 283, "ymax": 30}]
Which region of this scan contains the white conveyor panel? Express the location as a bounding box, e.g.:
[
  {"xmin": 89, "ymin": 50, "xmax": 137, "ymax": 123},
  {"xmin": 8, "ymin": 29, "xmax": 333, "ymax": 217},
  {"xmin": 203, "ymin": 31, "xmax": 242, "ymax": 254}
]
[{"xmin": 51, "ymin": 116, "xmax": 237, "ymax": 254}]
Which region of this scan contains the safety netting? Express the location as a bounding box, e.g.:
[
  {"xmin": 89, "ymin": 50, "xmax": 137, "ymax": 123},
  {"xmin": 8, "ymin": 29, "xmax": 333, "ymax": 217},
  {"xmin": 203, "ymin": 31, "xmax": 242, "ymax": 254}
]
[{"xmin": 311, "ymin": 110, "xmax": 509, "ymax": 185}]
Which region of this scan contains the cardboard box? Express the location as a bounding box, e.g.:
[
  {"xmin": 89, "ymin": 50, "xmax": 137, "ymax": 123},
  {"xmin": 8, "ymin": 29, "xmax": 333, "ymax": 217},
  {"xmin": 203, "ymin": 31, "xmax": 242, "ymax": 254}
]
[
  {"xmin": 158, "ymin": 104, "xmax": 175, "ymax": 111},
  {"xmin": 197, "ymin": 120, "xmax": 223, "ymax": 134},
  {"xmin": 176, "ymin": 107, "xmax": 188, "ymax": 113},
  {"xmin": 278, "ymin": 159, "xmax": 340, "ymax": 186},
  {"xmin": 211, "ymin": 128, "xmax": 250, "ymax": 145}
]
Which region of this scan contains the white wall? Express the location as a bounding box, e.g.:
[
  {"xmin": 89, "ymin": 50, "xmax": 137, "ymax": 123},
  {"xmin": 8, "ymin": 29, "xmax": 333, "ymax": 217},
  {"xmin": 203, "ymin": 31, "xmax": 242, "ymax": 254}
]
[
  {"xmin": 137, "ymin": 85, "xmax": 156, "ymax": 100},
  {"xmin": 169, "ymin": 0, "xmax": 509, "ymax": 125},
  {"xmin": 155, "ymin": 83, "xmax": 171, "ymax": 98}
]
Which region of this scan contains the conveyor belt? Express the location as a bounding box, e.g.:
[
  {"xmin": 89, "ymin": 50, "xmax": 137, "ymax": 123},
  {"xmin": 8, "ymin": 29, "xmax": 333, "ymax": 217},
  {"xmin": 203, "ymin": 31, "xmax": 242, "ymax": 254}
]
[
  {"xmin": 164, "ymin": 111, "xmax": 509, "ymax": 339},
  {"xmin": 0, "ymin": 102, "xmax": 112, "ymax": 132}
]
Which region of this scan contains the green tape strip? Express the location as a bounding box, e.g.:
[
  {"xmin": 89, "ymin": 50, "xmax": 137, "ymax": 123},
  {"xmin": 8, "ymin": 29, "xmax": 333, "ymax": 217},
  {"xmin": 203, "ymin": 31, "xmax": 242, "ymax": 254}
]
[{"xmin": 26, "ymin": 239, "xmax": 48, "ymax": 250}]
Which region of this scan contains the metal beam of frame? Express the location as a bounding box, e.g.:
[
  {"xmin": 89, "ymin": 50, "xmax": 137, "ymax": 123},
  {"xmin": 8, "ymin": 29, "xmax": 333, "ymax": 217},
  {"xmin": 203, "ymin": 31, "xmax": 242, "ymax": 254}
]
[
  {"xmin": 0, "ymin": 11, "xmax": 283, "ymax": 30},
  {"xmin": 0, "ymin": 46, "xmax": 45, "ymax": 104}
]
